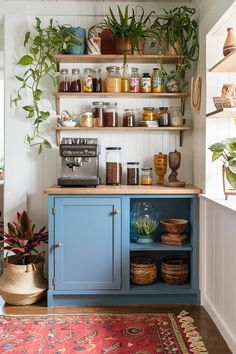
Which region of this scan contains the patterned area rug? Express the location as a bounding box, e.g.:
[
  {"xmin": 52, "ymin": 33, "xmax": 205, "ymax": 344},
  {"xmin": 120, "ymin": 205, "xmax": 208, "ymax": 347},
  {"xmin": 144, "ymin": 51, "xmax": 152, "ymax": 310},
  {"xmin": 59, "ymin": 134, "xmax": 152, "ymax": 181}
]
[{"xmin": 0, "ymin": 311, "xmax": 208, "ymax": 353}]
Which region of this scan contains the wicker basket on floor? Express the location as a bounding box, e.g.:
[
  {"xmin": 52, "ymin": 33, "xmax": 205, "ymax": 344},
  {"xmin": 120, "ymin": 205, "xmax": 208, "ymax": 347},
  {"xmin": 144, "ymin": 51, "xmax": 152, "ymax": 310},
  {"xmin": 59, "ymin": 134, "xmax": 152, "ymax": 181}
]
[
  {"xmin": 161, "ymin": 256, "xmax": 189, "ymax": 285},
  {"xmin": 130, "ymin": 256, "xmax": 157, "ymax": 285}
]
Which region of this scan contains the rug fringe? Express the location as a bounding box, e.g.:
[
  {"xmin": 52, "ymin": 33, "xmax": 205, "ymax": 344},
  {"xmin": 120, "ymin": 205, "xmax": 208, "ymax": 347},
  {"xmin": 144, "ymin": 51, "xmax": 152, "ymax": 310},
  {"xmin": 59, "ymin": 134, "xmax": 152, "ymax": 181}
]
[{"xmin": 177, "ymin": 311, "xmax": 209, "ymax": 354}]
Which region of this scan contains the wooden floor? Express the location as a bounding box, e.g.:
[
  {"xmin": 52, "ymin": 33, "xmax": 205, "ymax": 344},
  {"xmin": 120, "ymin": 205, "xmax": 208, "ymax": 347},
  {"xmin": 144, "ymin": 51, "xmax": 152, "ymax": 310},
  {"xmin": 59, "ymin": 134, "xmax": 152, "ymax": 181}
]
[{"xmin": 0, "ymin": 299, "xmax": 231, "ymax": 354}]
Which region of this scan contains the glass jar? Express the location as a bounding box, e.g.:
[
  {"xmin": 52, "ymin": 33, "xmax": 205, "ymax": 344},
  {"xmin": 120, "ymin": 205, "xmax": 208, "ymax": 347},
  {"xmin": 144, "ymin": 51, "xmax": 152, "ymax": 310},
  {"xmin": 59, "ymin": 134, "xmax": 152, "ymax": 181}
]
[
  {"xmin": 58, "ymin": 68, "xmax": 70, "ymax": 92},
  {"xmin": 82, "ymin": 68, "xmax": 93, "ymax": 92},
  {"xmin": 105, "ymin": 66, "xmax": 121, "ymax": 93},
  {"xmin": 92, "ymin": 101, "xmax": 104, "ymax": 127},
  {"xmin": 129, "ymin": 68, "xmax": 140, "ymax": 93},
  {"xmin": 70, "ymin": 68, "xmax": 81, "ymax": 92},
  {"xmin": 141, "ymin": 167, "xmax": 153, "ymax": 185},
  {"xmin": 152, "ymin": 67, "xmax": 164, "ymax": 93},
  {"xmin": 123, "ymin": 109, "xmax": 135, "ymax": 127},
  {"xmin": 158, "ymin": 107, "xmax": 169, "ymax": 126},
  {"xmin": 127, "ymin": 162, "xmax": 139, "ymax": 185},
  {"xmin": 142, "ymin": 107, "xmax": 156, "ymax": 121},
  {"xmin": 92, "ymin": 68, "xmax": 102, "ymax": 92},
  {"xmin": 103, "ymin": 102, "xmax": 118, "ymax": 127},
  {"xmin": 141, "ymin": 73, "xmax": 151, "ymax": 93},
  {"xmin": 121, "ymin": 65, "xmax": 129, "ymax": 93},
  {"xmin": 169, "ymin": 106, "xmax": 183, "ymax": 126},
  {"xmin": 106, "ymin": 147, "xmax": 122, "ymax": 185}
]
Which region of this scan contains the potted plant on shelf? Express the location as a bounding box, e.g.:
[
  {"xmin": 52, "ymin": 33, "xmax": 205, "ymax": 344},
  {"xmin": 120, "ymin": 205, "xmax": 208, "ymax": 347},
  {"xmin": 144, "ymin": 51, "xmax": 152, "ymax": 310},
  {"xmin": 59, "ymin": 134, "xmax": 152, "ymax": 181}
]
[
  {"xmin": 209, "ymin": 137, "xmax": 236, "ymax": 199},
  {"xmin": 131, "ymin": 217, "xmax": 159, "ymax": 244},
  {"xmin": 0, "ymin": 210, "xmax": 48, "ymax": 305}
]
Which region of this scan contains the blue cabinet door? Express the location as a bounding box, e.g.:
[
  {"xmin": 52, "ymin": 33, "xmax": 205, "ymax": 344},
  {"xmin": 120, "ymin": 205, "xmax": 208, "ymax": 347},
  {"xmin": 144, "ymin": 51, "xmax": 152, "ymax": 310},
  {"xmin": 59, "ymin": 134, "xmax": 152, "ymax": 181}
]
[{"xmin": 54, "ymin": 197, "xmax": 121, "ymax": 290}]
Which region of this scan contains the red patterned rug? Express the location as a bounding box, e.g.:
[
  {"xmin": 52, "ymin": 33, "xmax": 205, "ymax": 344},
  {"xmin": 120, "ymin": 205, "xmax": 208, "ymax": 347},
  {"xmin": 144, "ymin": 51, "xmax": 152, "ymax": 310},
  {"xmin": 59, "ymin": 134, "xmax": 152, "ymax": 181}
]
[{"xmin": 0, "ymin": 311, "xmax": 208, "ymax": 353}]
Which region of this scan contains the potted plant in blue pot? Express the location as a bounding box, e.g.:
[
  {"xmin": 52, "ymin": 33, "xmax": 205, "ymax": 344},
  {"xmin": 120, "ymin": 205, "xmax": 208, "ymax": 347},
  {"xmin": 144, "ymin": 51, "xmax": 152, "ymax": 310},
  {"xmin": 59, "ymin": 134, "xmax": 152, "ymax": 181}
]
[{"xmin": 65, "ymin": 26, "xmax": 86, "ymax": 54}]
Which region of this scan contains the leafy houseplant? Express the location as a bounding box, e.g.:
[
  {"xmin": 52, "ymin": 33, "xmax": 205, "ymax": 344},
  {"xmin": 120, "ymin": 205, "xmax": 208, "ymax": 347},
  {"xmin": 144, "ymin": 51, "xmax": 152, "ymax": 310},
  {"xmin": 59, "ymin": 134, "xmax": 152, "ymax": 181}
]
[
  {"xmin": 131, "ymin": 217, "xmax": 158, "ymax": 244},
  {"xmin": 13, "ymin": 17, "xmax": 80, "ymax": 154},
  {"xmin": 209, "ymin": 138, "xmax": 236, "ymax": 190}
]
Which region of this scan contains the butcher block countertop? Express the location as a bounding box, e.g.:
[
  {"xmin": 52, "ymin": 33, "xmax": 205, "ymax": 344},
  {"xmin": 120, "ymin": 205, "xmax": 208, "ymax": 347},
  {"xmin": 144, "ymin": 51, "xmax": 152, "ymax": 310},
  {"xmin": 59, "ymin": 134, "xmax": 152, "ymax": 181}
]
[{"xmin": 44, "ymin": 184, "xmax": 201, "ymax": 195}]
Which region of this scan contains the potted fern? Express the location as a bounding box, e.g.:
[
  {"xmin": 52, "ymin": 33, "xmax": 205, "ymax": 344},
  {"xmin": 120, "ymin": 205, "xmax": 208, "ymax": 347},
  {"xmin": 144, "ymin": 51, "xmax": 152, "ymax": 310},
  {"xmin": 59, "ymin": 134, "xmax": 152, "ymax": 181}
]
[{"xmin": 0, "ymin": 211, "xmax": 48, "ymax": 305}]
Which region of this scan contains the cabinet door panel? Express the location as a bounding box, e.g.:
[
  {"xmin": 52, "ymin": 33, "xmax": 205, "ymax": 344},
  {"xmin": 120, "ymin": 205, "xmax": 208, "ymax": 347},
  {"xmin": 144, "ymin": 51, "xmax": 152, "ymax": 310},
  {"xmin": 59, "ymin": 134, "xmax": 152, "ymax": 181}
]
[{"xmin": 54, "ymin": 197, "xmax": 121, "ymax": 290}]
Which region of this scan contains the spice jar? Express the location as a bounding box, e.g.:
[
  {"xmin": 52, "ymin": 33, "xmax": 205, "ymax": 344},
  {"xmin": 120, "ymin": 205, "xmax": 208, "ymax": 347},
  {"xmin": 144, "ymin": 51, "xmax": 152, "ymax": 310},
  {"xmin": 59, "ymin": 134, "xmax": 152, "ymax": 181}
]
[
  {"xmin": 92, "ymin": 68, "xmax": 102, "ymax": 92},
  {"xmin": 92, "ymin": 101, "xmax": 104, "ymax": 127},
  {"xmin": 129, "ymin": 68, "xmax": 140, "ymax": 93},
  {"xmin": 82, "ymin": 68, "xmax": 93, "ymax": 92},
  {"xmin": 152, "ymin": 67, "xmax": 164, "ymax": 93},
  {"xmin": 169, "ymin": 106, "xmax": 183, "ymax": 126},
  {"xmin": 70, "ymin": 68, "xmax": 81, "ymax": 92},
  {"xmin": 105, "ymin": 66, "xmax": 121, "ymax": 93},
  {"xmin": 121, "ymin": 65, "xmax": 129, "ymax": 93},
  {"xmin": 127, "ymin": 162, "xmax": 139, "ymax": 185},
  {"xmin": 142, "ymin": 107, "xmax": 156, "ymax": 121},
  {"xmin": 106, "ymin": 147, "xmax": 122, "ymax": 185},
  {"xmin": 123, "ymin": 109, "xmax": 135, "ymax": 127},
  {"xmin": 141, "ymin": 167, "xmax": 153, "ymax": 185},
  {"xmin": 158, "ymin": 107, "xmax": 169, "ymax": 126},
  {"xmin": 104, "ymin": 102, "xmax": 118, "ymax": 127},
  {"xmin": 141, "ymin": 73, "xmax": 151, "ymax": 93},
  {"xmin": 58, "ymin": 68, "xmax": 70, "ymax": 92}
]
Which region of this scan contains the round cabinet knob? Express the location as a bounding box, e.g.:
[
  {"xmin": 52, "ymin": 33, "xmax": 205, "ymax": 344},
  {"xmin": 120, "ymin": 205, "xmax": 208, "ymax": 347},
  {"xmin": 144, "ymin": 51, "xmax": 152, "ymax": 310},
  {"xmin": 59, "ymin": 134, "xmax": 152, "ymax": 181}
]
[
  {"xmin": 55, "ymin": 242, "xmax": 62, "ymax": 248},
  {"xmin": 113, "ymin": 209, "xmax": 120, "ymax": 215}
]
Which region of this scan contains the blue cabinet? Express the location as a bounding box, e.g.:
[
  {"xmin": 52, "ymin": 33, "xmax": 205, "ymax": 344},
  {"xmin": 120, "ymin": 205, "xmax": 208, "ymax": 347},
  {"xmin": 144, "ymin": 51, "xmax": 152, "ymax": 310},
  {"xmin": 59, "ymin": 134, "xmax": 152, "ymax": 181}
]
[{"xmin": 47, "ymin": 192, "xmax": 199, "ymax": 307}]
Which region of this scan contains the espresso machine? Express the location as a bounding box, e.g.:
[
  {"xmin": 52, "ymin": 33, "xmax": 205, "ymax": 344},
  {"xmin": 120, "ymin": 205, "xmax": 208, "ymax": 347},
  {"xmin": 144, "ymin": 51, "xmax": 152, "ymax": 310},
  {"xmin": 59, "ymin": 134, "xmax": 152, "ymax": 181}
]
[{"xmin": 58, "ymin": 138, "xmax": 100, "ymax": 187}]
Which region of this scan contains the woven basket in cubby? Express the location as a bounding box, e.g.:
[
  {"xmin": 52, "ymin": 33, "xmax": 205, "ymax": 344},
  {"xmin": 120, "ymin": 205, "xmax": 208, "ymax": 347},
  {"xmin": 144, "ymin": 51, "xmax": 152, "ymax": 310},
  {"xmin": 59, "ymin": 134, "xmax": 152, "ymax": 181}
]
[{"xmin": 130, "ymin": 256, "xmax": 157, "ymax": 285}]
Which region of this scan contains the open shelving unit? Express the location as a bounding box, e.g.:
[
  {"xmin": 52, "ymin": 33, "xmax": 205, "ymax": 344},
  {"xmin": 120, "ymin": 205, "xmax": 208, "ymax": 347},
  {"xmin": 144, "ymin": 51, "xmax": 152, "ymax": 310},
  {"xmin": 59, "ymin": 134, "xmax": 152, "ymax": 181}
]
[
  {"xmin": 206, "ymin": 107, "xmax": 236, "ymax": 118},
  {"xmin": 209, "ymin": 49, "xmax": 236, "ymax": 72}
]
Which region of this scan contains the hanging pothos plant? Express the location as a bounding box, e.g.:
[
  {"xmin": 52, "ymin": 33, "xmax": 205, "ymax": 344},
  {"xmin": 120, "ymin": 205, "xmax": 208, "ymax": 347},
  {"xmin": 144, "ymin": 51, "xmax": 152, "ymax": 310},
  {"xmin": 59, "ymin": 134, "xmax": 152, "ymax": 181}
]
[{"xmin": 13, "ymin": 17, "xmax": 80, "ymax": 154}]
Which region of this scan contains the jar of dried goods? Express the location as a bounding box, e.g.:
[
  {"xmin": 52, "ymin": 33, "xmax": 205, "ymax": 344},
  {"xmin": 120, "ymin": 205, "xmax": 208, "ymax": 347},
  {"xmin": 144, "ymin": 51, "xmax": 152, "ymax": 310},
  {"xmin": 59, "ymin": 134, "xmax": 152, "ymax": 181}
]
[
  {"xmin": 158, "ymin": 107, "xmax": 169, "ymax": 126},
  {"xmin": 70, "ymin": 68, "xmax": 81, "ymax": 92},
  {"xmin": 92, "ymin": 68, "xmax": 102, "ymax": 92},
  {"xmin": 129, "ymin": 68, "xmax": 140, "ymax": 93},
  {"xmin": 141, "ymin": 167, "xmax": 153, "ymax": 185},
  {"xmin": 103, "ymin": 102, "xmax": 118, "ymax": 127},
  {"xmin": 141, "ymin": 73, "xmax": 151, "ymax": 93},
  {"xmin": 82, "ymin": 68, "xmax": 93, "ymax": 92},
  {"xmin": 121, "ymin": 64, "xmax": 129, "ymax": 93},
  {"xmin": 127, "ymin": 162, "xmax": 139, "ymax": 185},
  {"xmin": 123, "ymin": 109, "xmax": 135, "ymax": 127},
  {"xmin": 105, "ymin": 66, "xmax": 121, "ymax": 93},
  {"xmin": 169, "ymin": 106, "xmax": 183, "ymax": 126},
  {"xmin": 142, "ymin": 107, "xmax": 156, "ymax": 121},
  {"xmin": 58, "ymin": 68, "xmax": 70, "ymax": 92},
  {"xmin": 106, "ymin": 147, "xmax": 122, "ymax": 185},
  {"xmin": 92, "ymin": 101, "xmax": 104, "ymax": 127},
  {"xmin": 152, "ymin": 67, "xmax": 164, "ymax": 93}
]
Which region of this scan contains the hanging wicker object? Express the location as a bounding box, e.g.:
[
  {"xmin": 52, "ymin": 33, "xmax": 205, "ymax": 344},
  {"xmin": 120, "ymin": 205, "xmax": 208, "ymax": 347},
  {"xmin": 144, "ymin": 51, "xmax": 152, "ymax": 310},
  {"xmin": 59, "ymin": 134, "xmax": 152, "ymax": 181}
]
[
  {"xmin": 130, "ymin": 256, "xmax": 157, "ymax": 285},
  {"xmin": 161, "ymin": 256, "xmax": 189, "ymax": 285}
]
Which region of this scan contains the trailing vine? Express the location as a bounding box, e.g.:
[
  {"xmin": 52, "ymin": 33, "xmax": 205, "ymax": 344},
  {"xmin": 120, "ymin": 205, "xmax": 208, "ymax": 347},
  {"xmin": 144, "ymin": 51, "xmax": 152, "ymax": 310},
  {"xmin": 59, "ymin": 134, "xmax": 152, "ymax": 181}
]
[{"xmin": 13, "ymin": 17, "xmax": 79, "ymax": 154}]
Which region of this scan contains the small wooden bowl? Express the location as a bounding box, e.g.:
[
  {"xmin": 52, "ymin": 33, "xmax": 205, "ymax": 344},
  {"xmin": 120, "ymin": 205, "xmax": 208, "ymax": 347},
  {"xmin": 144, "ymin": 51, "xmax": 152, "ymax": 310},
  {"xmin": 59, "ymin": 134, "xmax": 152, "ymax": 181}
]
[{"xmin": 160, "ymin": 219, "xmax": 188, "ymax": 235}]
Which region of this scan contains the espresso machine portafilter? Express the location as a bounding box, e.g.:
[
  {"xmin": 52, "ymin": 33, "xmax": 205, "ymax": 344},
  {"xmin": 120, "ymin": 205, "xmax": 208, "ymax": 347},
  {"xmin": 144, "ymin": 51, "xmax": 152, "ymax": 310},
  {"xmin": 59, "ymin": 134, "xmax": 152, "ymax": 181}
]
[{"xmin": 58, "ymin": 138, "xmax": 100, "ymax": 187}]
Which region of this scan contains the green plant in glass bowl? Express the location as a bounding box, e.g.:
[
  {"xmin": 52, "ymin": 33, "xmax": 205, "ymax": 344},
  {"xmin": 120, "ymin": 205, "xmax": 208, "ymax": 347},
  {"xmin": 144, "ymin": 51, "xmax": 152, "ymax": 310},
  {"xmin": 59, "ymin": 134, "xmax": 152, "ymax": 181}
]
[{"xmin": 131, "ymin": 217, "xmax": 158, "ymax": 244}]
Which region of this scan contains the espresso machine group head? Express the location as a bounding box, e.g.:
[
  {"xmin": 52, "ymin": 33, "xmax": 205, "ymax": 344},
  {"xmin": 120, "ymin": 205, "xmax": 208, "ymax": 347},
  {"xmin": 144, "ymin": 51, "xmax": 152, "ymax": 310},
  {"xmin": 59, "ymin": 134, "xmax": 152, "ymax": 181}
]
[{"xmin": 58, "ymin": 138, "xmax": 100, "ymax": 187}]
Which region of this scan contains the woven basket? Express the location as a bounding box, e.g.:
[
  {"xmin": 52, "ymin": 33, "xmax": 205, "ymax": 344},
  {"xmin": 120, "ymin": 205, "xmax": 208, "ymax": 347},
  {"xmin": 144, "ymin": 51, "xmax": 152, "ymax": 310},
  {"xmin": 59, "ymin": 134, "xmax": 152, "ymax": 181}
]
[
  {"xmin": 0, "ymin": 256, "xmax": 47, "ymax": 305},
  {"xmin": 130, "ymin": 256, "xmax": 157, "ymax": 285},
  {"xmin": 161, "ymin": 256, "xmax": 189, "ymax": 285}
]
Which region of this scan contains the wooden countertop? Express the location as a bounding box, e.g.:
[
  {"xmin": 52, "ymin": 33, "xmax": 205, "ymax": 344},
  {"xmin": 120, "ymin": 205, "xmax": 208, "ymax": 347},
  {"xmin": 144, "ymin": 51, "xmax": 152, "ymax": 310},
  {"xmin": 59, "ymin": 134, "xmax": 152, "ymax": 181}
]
[{"xmin": 44, "ymin": 184, "xmax": 201, "ymax": 195}]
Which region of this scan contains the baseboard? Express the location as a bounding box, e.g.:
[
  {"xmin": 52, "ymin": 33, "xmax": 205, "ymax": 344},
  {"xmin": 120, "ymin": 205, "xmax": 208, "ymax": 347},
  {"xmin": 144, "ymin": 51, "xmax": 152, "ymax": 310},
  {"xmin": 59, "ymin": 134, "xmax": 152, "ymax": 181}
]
[{"xmin": 202, "ymin": 294, "xmax": 236, "ymax": 354}]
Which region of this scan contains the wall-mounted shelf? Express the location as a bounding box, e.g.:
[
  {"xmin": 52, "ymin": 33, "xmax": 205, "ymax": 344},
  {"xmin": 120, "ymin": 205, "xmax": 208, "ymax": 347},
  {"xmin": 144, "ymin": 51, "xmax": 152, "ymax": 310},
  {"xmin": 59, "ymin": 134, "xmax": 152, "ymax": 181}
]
[
  {"xmin": 206, "ymin": 107, "xmax": 236, "ymax": 118},
  {"xmin": 209, "ymin": 50, "xmax": 236, "ymax": 72},
  {"xmin": 55, "ymin": 126, "xmax": 190, "ymax": 147}
]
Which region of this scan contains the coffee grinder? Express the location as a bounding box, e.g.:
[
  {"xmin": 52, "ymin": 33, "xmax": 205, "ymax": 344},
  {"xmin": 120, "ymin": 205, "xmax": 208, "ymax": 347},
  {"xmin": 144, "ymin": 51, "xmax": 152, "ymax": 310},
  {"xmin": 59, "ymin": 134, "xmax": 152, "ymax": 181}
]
[{"xmin": 58, "ymin": 138, "xmax": 100, "ymax": 187}]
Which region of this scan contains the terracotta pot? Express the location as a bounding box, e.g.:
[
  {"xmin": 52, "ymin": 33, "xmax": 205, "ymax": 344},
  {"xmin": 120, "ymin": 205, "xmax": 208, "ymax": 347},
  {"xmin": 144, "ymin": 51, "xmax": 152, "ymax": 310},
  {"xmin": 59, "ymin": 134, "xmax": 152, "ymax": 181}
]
[
  {"xmin": 133, "ymin": 40, "xmax": 145, "ymax": 55},
  {"xmin": 0, "ymin": 255, "xmax": 47, "ymax": 305},
  {"xmin": 223, "ymin": 28, "xmax": 236, "ymax": 57},
  {"xmin": 115, "ymin": 38, "xmax": 133, "ymax": 55},
  {"xmin": 165, "ymin": 42, "xmax": 181, "ymax": 56}
]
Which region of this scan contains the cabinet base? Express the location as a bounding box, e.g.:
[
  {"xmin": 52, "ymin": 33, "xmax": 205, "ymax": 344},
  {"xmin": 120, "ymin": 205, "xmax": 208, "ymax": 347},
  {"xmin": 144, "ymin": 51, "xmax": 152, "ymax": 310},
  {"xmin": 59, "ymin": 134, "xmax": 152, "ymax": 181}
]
[{"xmin": 47, "ymin": 291, "xmax": 200, "ymax": 307}]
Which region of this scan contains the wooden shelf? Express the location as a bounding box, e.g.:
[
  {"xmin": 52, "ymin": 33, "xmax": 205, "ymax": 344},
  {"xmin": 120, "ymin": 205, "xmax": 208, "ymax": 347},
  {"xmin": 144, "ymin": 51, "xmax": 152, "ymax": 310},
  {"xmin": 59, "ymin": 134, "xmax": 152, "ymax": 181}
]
[
  {"xmin": 55, "ymin": 54, "xmax": 184, "ymax": 66},
  {"xmin": 206, "ymin": 108, "xmax": 236, "ymax": 118},
  {"xmin": 54, "ymin": 126, "xmax": 190, "ymax": 147},
  {"xmin": 130, "ymin": 242, "xmax": 192, "ymax": 251},
  {"xmin": 209, "ymin": 50, "xmax": 236, "ymax": 72},
  {"xmin": 53, "ymin": 92, "xmax": 188, "ymax": 98}
]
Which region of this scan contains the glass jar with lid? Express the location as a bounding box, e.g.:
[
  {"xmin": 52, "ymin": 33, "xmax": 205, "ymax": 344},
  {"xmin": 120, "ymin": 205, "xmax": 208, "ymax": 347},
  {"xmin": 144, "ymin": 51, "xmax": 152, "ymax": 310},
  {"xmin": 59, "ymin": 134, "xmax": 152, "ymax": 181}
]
[
  {"xmin": 82, "ymin": 68, "xmax": 93, "ymax": 92},
  {"xmin": 70, "ymin": 68, "xmax": 81, "ymax": 92},
  {"xmin": 158, "ymin": 107, "xmax": 169, "ymax": 126},
  {"xmin": 105, "ymin": 66, "xmax": 121, "ymax": 93},
  {"xmin": 141, "ymin": 73, "xmax": 151, "ymax": 93},
  {"xmin": 123, "ymin": 109, "xmax": 135, "ymax": 127},
  {"xmin": 92, "ymin": 68, "xmax": 102, "ymax": 92},
  {"xmin": 121, "ymin": 64, "xmax": 129, "ymax": 93},
  {"xmin": 104, "ymin": 102, "xmax": 118, "ymax": 127},
  {"xmin": 152, "ymin": 67, "xmax": 164, "ymax": 93},
  {"xmin": 129, "ymin": 68, "xmax": 140, "ymax": 93},
  {"xmin": 141, "ymin": 167, "xmax": 153, "ymax": 185},
  {"xmin": 106, "ymin": 147, "xmax": 122, "ymax": 185},
  {"xmin": 92, "ymin": 101, "xmax": 104, "ymax": 127},
  {"xmin": 127, "ymin": 162, "xmax": 139, "ymax": 185},
  {"xmin": 169, "ymin": 106, "xmax": 183, "ymax": 126},
  {"xmin": 58, "ymin": 68, "xmax": 70, "ymax": 92},
  {"xmin": 142, "ymin": 107, "xmax": 156, "ymax": 121}
]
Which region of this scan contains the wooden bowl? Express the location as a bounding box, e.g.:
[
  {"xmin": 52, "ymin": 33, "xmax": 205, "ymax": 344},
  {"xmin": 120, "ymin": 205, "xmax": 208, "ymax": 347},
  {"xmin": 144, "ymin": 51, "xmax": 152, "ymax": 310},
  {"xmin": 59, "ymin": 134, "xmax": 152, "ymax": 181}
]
[{"xmin": 160, "ymin": 219, "xmax": 188, "ymax": 235}]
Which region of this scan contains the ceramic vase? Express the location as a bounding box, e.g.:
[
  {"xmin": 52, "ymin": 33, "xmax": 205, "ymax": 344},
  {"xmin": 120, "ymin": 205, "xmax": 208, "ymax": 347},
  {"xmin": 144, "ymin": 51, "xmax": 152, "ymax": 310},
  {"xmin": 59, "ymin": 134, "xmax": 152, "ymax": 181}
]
[
  {"xmin": 223, "ymin": 28, "xmax": 236, "ymax": 56},
  {"xmin": 66, "ymin": 27, "xmax": 86, "ymax": 54},
  {"xmin": 154, "ymin": 153, "xmax": 167, "ymax": 185}
]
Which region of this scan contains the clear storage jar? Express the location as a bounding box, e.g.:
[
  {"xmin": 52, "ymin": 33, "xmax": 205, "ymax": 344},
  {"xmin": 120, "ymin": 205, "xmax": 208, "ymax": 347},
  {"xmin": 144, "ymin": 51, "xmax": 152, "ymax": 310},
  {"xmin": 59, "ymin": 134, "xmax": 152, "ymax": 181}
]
[
  {"xmin": 129, "ymin": 67, "xmax": 140, "ymax": 93},
  {"xmin": 127, "ymin": 162, "xmax": 139, "ymax": 185},
  {"xmin": 104, "ymin": 66, "xmax": 121, "ymax": 93},
  {"xmin": 106, "ymin": 147, "xmax": 122, "ymax": 185},
  {"xmin": 103, "ymin": 102, "xmax": 118, "ymax": 127},
  {"xmin": 123, "ymin": 109, "xmax": 135, "ymax": 127},
  {"xmin": 141, "ymin": 167, "xmax": 153, "ymax": 185},
  {"xmin": 82, "ymin": 68, "xmax": 93, "ymax": 92},
  {"xmin": 169, "ymin": 106, "xmax": 183, "ymax": 126},
  {"xmin": 58, "ymin": 68, "xmax": 70, "ymax": 92},
  {"xmin": 92, "ymin": 101, "xmax": 104, "ymax": 127},
  {"xmin": 158, "ymin": 107, "xmax": 169, "ymax": 126},
  {"xmin": 70, "ymin": 68, "xmax": 81, "ymax": 92},
  {"xmin": 92, "ymin": 68, "xmax": 102, "ymax": 92},
  {"xmin": 142, "ymin": 107, "xmax": 156, "ymax": 121}
]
